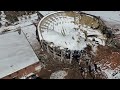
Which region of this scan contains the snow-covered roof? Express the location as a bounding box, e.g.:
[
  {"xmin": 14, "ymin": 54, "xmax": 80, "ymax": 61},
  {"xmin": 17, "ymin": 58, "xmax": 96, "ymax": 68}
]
[{"xmin": 0, "ymin": 31, "xmax": 39, "ymax": 78}]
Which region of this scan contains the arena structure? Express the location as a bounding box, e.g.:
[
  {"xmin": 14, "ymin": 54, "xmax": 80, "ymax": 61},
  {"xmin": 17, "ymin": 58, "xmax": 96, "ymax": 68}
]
[{"xmin": 37, "ymin": 11, "xmax": 108, "ymax": 63}]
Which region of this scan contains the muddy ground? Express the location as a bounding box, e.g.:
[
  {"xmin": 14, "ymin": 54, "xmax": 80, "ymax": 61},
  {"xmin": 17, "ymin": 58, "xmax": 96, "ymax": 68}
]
[{"xmin": 36, "ymin": 47, "xmax": 107, "ymax": 79}]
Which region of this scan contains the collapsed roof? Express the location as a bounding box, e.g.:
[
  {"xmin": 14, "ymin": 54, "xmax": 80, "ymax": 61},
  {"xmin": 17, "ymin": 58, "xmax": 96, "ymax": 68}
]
[{"xmin": 38, "ymin": 11, "xmax": 108, "ymax": 52}]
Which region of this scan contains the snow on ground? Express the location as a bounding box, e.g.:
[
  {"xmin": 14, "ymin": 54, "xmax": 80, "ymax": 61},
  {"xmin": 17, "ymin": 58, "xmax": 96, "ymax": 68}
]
[
  {"xmin": 0, "ymin": 13, "xmax": 38, "ymax": 31},
  {"xmin": 50, "ymin": 70, "xmax": 68, "ymax": 79},
  {"xmin": 101, "ymin": 66, "xmax": 120, "ymax": 79},
  {"xmin": 0, "ymin": 11, "xmax": 8, "ymax": 26},
  {"xmin": 0, "ymin": 31, "xmax": 39, "ymax": 78},
  {"xmin": 96, "ymin": 55, "xmax": 120, "ymax": 79},
  {"xmin": 0, "ymin": 12, "xmax": 40, "ymax": 49}
]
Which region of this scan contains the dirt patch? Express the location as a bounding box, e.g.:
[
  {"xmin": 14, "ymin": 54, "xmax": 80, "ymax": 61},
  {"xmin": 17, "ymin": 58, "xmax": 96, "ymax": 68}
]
[
  {"xmin": 93, "ymin": 45, "xmax": 120, "ymax": 69},
  {"xmin": 63, "ymin": 11, "xmax": 104, "ymax": 30},
  {"xmin": 4, "ymin": 11, "xmax": 19, "ymax": 23},
  {"xmin": 36, "ymin": 48, "xmax": 105, "ymax": 79},
  {"xmin": 65, "ymin": 11, "xmax": 79, "ymax": 17},
  {"xmin": 80, "ymin": 14, "xmax": 99, "ymax": 29},
  {"xmin": 65, "ymin": 68, "xmax": 83, "ymax": 79},
  {"xmin": 4, "ymin": 11, "xmax": 36, "ymax": 23}
]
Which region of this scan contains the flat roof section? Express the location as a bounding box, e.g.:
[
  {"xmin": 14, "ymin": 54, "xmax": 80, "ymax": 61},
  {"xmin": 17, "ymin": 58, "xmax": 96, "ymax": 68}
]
[{"xmin": 0, "ymin": 31, "xmax": 39, "ymax": 78}]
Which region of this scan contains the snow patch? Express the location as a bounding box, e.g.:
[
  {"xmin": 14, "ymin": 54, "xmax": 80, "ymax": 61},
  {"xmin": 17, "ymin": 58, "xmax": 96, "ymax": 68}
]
[
  {"xmin": 50, "ymin": 70, "xmax": 68, "ymax": 79},
  {"xmin": 99, "ymin": 63, "xmax": 120, "ymax": 79},
  {"xmin": 102, "ymin": 68, "xmax": 120, "ymax": 79}
]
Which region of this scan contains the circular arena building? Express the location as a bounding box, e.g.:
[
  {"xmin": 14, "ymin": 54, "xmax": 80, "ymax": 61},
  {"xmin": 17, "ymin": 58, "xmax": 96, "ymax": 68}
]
[{"xmin": 37, "ymin": 11, "xmax": 108, "ymax": 63}]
